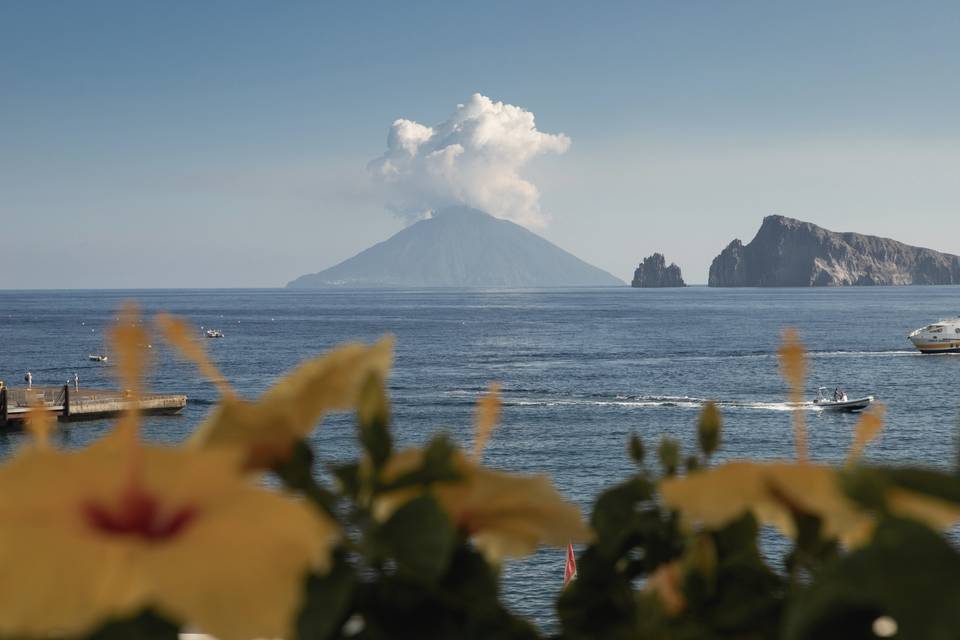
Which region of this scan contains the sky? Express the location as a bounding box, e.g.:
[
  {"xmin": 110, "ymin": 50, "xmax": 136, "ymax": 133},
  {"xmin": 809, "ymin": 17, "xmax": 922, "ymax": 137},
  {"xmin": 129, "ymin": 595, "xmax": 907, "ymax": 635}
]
[{"xmin": 2, "ymin": 1, "xmax": 959, "ymax": 287}]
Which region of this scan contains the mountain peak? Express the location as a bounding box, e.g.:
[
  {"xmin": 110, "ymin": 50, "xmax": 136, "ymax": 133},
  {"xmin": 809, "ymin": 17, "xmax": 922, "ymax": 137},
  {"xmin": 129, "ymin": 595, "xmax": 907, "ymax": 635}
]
[
  {"xmin": 287, "ymin": 210, "xmax": 623, "ymax": 288},
  {"xmin": 429, "ymin": 206, "xmax": 491, "ymax": 219}
]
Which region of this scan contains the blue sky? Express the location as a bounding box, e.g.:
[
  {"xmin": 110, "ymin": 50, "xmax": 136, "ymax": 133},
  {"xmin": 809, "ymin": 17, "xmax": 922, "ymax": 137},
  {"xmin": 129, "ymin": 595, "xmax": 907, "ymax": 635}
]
[{"xmin": 2, "ymin": 1, "xmax": 958, "ymax": 287}]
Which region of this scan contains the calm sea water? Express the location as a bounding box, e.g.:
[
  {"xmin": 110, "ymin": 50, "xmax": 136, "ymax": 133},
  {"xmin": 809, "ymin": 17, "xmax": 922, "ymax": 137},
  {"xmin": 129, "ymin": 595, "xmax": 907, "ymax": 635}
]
[{"xmin": 1, "ymin": 286, "xmax": 959, "ymax": 629}]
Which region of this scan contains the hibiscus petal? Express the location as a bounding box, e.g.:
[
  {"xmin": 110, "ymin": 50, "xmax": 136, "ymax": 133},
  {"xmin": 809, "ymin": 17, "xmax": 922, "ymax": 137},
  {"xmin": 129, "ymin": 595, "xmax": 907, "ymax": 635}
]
[{"xmin": 190, "ymin": 338, "xmax": 394, "ymax": 457}]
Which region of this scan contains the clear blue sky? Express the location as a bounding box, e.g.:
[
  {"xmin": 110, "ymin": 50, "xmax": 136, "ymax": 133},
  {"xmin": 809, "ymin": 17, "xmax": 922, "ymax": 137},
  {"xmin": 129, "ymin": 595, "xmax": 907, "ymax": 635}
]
[{"xmin": 2, "ymin": 1, "xmax": 958, "ymax": 287}]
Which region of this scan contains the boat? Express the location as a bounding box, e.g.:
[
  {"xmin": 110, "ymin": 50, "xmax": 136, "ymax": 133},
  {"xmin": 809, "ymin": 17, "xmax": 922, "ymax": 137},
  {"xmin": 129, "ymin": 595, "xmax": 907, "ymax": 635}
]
[
  {"xmin": 205, "ymin": 329, "xmax": 224, "ymax": 338},
  {"xmin": 813, "ymin": 387, "xmax": 873, "ymax": 412},
  {"xmin": 908, "ymin": 318, "xmax": 960, "ymax": 353},
  {"xmin": 88, "ymin": 354, "xmax": 108, "ymax": 362}
]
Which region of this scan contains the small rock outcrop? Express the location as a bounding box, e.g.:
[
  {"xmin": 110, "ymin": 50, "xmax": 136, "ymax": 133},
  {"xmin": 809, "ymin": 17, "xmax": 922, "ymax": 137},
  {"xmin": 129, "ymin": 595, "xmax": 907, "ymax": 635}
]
[
  {"xmin": 708, "ymin": 215, "xmax": 960, "ymax": 287},
  {"xmin": 631, "ymin": 253, "xmax": 686, "ymax": 288}
]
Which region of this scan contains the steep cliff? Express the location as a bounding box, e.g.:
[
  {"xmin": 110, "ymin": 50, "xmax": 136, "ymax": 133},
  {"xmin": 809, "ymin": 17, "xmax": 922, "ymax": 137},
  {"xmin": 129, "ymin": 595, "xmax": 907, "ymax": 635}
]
[
  {"xmin": 708, "ymin": 215, "xmax": 960, "ymax": 287},
  {"xmin": 631, "ymin": 253, "xmax": 685, "ymax": 288}
]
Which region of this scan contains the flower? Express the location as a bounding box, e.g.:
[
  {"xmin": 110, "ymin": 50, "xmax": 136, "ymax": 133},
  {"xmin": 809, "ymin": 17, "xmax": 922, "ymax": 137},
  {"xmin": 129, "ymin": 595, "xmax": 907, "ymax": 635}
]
[
  {"xmin": 778, "ymin": 328, "xmax": 808, "ymax": 462},
  {"xmin": 472, "ymin": 383, "xmax": 502, "ymax": 460},
  {"xmin": 376, "ymin": 448, "xmax": 591, "ymax": 563},
  {"xmin": 660, "ymin": 459, "xmax": 960, "ymax": 547},
  {"xmin": 660, "ymin": 461, "xmax": 875, "ymax": 546},
  {"xmin": 156, "ymin": 313, "xmax": 394, "ymax": 468},
  {"xmin": 0, "ymin": 304, "xmax": 340, "ymax": 639},
  {"xmin": 0, "ymin": 441, "xmax": 338, "ymax": 640},
  {"xmin": 847, "ymin": 404, "xmax": 886, "ymax": 464},
  {"xmin": 661, "ymin": 331, "xmax": 960, "ymax": 546},
  {"xmin": 371, "ymin": 386, "xmax": 589, "ymax": 563},
  {"xmin": 644, "ymin": 560, "xmax": 686, "ymax": 616}
]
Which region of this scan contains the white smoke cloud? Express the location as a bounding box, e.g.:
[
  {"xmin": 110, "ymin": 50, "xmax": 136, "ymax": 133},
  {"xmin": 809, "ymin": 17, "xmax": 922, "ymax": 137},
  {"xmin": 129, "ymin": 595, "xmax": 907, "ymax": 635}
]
[{"xmin": 369, "ymin": 93, "xmax": 571, "ymax": 229}]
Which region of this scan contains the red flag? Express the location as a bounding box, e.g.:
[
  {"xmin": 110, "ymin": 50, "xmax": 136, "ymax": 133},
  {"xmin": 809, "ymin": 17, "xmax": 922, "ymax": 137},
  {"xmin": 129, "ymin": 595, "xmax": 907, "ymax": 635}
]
[{"xmin": 563, "ymin": 542, "xmax": 577, "ymax": 587}]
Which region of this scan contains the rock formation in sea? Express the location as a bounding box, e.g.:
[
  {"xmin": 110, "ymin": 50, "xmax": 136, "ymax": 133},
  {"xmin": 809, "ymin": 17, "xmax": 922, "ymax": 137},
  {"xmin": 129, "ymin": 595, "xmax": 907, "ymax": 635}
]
[
  {"xmin": 287, "ymin": 206, "xmax": 624, "ymax": 288},
  {"xmin": 631, "ymin": 253, "xmax": 686, "ymax": 288},
  {"xmin": 708, "ymin": 215, "xmax": 960, "ymax": 287}
]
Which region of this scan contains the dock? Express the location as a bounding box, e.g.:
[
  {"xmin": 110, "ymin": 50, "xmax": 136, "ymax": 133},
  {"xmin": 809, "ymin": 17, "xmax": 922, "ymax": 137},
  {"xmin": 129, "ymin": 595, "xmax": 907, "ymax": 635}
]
[{"xmin": 0, "ymin": 386, "xmax": 187, "ymax": 428}]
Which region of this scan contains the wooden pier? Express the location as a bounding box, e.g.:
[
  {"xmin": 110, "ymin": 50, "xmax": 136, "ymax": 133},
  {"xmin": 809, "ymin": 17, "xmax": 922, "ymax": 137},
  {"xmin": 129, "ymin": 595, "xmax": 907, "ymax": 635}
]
[{"xmin": 0, "ymin": 386, "xmax": 187, "ymax": 429}]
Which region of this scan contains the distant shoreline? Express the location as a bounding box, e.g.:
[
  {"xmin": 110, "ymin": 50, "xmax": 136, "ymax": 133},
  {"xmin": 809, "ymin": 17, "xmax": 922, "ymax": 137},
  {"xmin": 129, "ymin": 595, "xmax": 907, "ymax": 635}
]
[{"xmin": 9, "ymin": 283, "xmax": 960, "ymax": 293}]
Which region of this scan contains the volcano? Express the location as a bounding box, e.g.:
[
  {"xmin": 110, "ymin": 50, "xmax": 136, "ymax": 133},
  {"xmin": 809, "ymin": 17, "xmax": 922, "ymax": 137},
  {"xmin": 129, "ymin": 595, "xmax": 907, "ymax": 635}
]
[{"xmin": 287, "ymin": 207, "xmax": 623, "ymax": 288}]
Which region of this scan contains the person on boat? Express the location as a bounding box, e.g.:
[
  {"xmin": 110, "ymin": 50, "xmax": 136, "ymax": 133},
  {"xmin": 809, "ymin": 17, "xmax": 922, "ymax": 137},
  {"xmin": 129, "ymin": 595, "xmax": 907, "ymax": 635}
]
[{"xmin": 833, "ymin": 387, "xmax": 841, "ymax": 401}]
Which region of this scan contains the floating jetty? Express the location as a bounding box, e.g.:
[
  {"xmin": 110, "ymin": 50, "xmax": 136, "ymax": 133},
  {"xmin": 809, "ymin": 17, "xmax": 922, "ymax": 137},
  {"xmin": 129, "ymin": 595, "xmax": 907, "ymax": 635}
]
[{"xmin": 0, "ymin": 386, "xmax": 187, "ymax": 428}]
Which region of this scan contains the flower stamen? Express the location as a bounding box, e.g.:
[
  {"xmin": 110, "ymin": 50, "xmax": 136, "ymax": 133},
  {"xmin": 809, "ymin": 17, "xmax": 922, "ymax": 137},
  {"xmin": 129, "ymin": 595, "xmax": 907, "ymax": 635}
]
[{"xmin": 84, "ymin": 482, "xmax": 196, "ymax": 541}]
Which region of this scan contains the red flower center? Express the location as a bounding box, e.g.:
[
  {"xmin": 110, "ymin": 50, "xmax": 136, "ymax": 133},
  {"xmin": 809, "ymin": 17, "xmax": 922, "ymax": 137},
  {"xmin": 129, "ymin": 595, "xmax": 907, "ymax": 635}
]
[{"xmin": 85, "ymin": 483, "xmax": 196, "ymax": 541}]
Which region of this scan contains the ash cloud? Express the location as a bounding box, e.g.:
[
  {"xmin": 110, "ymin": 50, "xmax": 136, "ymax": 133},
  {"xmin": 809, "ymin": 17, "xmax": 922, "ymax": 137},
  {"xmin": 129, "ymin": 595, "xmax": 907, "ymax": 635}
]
[{"xmin": 369, "ymin": 93, "xmax": 570, "ymax": 229}]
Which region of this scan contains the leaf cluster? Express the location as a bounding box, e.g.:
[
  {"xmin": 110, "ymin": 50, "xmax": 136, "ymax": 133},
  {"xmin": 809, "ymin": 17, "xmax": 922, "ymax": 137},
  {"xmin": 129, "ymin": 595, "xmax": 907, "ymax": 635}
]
[{"xmin": 53, "ymin": 379, "xmax": 960, "ymax": 640}]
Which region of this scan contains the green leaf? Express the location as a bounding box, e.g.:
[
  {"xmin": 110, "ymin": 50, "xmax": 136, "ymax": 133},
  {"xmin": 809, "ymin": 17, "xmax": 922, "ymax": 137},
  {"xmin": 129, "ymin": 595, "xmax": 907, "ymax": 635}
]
[
  {"xmin": 686, "ymin": 514, "xmax": 784, "ymax": 636},
  {"xmin": 296, "ymin": 552, "xmax": 356, "ymax": 640},
  {"xmin": 784, "ymin": 517, "xmax": 960, "ymax": 640},
  {"xmin": 697, "ymin": 402, "xmax": 722, "ymax": 458},
  {"xmin": 590, "ymin": 476, "xmax": 655, "ymax": 559},
  {"xmin": 376, "ymin": 494, "xmax": 455, "ymax": 583},
  {"xmin": 423, "ymin": 432, "xmax": 458, "ymax": 476},
  {"xmin": 628, "ymin": 433, "xmax": 645, "ymax": 464},
  {"xmin": 359, "ymin": 544, "xmax": 541, "ymax": 640},
  {"xmin": 357, "ymin": 373, "xmax": 392, "ymax": 469},
  {"xmin": 377, "ymin": 433, "xmax": 461, "ymax": 494},
  {"xmin": 272, "ymin": 440, "xmax": 338, "ymax": 518},
  {"xmin": 785, "ymin": 510, "xmax": 839, "ymax": 581},
  {"xmin": 842, "ymin": 466, "xmax": 960, "ymax": 517},
  {"xmin": 330, "ymin": 462, "xmax": 361, "ymax": 499},
  {"xmin": 839, "ymin": 467, "xmax": 890, "ymax": 513},
  {"xmin": 85, "ymin": 610, "xmax": 179, "ymax": 640},
  {"xmin": 558, "ymin": 546, "xmax": 641, "ymax": 640},
  {"xmin": 658, "ymin": 437, "xmax": 680, "ymax": 476},
  {"xmin": 881, "ymin": 467, "xmax": 960, "ymax": 504}
]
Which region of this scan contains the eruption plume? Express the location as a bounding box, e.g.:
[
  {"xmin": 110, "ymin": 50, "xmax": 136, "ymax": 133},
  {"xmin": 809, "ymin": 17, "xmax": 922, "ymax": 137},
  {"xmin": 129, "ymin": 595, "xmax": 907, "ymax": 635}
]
[{"xmin": 369, "ymin": 93, "xmax": 570, "ymax": 229}]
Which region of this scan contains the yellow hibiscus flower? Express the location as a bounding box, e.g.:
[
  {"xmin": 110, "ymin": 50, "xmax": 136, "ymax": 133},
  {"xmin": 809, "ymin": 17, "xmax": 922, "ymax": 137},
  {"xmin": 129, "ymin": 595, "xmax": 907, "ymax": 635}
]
[
  {"xmin": 0, "ymin": 443, "xmax": 337, "ymax": 640},
  {"xmin": 660, "ymin": 459, "xmax": 960, "ymax": 547},
  {"xmin": 376, "ymin": 447, "xmax": 590, "ymax": 563},
  {"xmin": 373, "ymin": 386, "xmax": 590, "ymax": 563},
  {"xmin": 0, "ymin": 304, "xmax": 339, "ymax": 640},
  {"xmin": 660, "ymin": 461, "xmax": 875, "ymax": 546},
  {"xmin": 155, "ymin": 313, "xmax": 394, "ymax": 468},
  {"xmin": 660, "ymin": 334, "xmax": 960, "ymax": 547}
]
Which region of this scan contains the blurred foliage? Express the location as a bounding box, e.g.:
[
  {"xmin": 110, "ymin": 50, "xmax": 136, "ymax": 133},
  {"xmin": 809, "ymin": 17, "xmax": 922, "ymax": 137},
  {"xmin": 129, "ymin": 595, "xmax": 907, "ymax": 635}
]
[{"xmin": 4, "ymin": 315, "xmax": 960, "ymax": 640}]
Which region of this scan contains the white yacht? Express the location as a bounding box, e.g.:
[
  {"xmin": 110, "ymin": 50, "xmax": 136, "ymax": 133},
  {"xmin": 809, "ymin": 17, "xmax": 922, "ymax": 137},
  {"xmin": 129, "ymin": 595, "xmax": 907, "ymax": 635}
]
[
  {"xmin": 908, "ymin": 318, "xmax": 960, "ymax": 354},
  {"xmin": 206, "ymin": 329, "xmax": 224, "ymax": 339}
]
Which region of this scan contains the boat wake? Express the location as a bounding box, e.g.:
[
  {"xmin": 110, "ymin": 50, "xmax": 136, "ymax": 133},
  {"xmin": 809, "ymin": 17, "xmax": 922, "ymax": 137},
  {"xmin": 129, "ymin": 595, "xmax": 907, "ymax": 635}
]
[
  {"xmin": 441, "ymin": 389, "xmax": 833, "ymax": 412},
  {"xmin": 811, "ymin": 349, "xmax": 918, "ymax": 358},
  {"xmin": 503, "ymin": 394, "xmax": 816, "ymax": 412}
]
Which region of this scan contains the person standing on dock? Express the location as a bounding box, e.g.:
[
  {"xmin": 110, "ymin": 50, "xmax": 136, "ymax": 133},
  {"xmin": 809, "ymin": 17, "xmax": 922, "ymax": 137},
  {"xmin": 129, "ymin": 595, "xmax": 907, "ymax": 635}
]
[
  {"xmin": 24, "ymin": 371, "xmax": 32, "ymax": 389},
  {"xmin": 73, "ymin": 373, "xmax": 79, "ymax": 391}
]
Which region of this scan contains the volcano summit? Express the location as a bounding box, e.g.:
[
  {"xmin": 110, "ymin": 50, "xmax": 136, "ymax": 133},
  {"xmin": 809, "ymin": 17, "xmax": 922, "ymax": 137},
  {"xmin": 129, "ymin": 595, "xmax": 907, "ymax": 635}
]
[{"xmin": 287, "ymin": 207, "xmax": 623, "ymax": 288}]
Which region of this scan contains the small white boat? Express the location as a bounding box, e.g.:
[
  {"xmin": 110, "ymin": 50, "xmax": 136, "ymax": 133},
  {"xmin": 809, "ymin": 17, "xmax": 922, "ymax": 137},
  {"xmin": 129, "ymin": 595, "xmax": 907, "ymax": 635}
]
[
  {"xmin": 205, "ymin": 329, "xmax": 224, "ymax": 339},
  {"xmin": 813, "ymin": 387, "xmax": 873, "ymax": 412},
  {"xmin": 88, "ymin": 354, "xmax": 108, "ymax": 362},
  {"xmin": 908, "ymin": 318, "xmax": 960, "ymax": 354}
]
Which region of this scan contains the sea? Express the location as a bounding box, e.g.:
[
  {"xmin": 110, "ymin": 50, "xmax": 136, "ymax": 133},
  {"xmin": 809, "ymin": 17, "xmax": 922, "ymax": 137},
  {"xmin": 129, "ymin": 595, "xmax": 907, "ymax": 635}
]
[{"xmin": 1, "ymin": 286, "xmax": 959, "ymax": 630}]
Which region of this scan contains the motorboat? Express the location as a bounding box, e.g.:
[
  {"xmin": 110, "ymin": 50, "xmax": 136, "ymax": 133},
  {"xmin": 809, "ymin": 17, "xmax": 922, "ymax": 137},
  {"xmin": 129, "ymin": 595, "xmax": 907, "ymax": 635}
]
[
  {"xmin": 205, "ymin": 329, "xmax": 224, "ymax": 338},
  {"xmin": 88, "ymin": 354, "xmax": 109, "ymax": 362},
  {"xmin": 908, "ymin": 318, "xmax": 960, "ymax": 354},
  {"xmin": 813, "ymin": 387, "xmax": 873, "ymax": 412}
]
